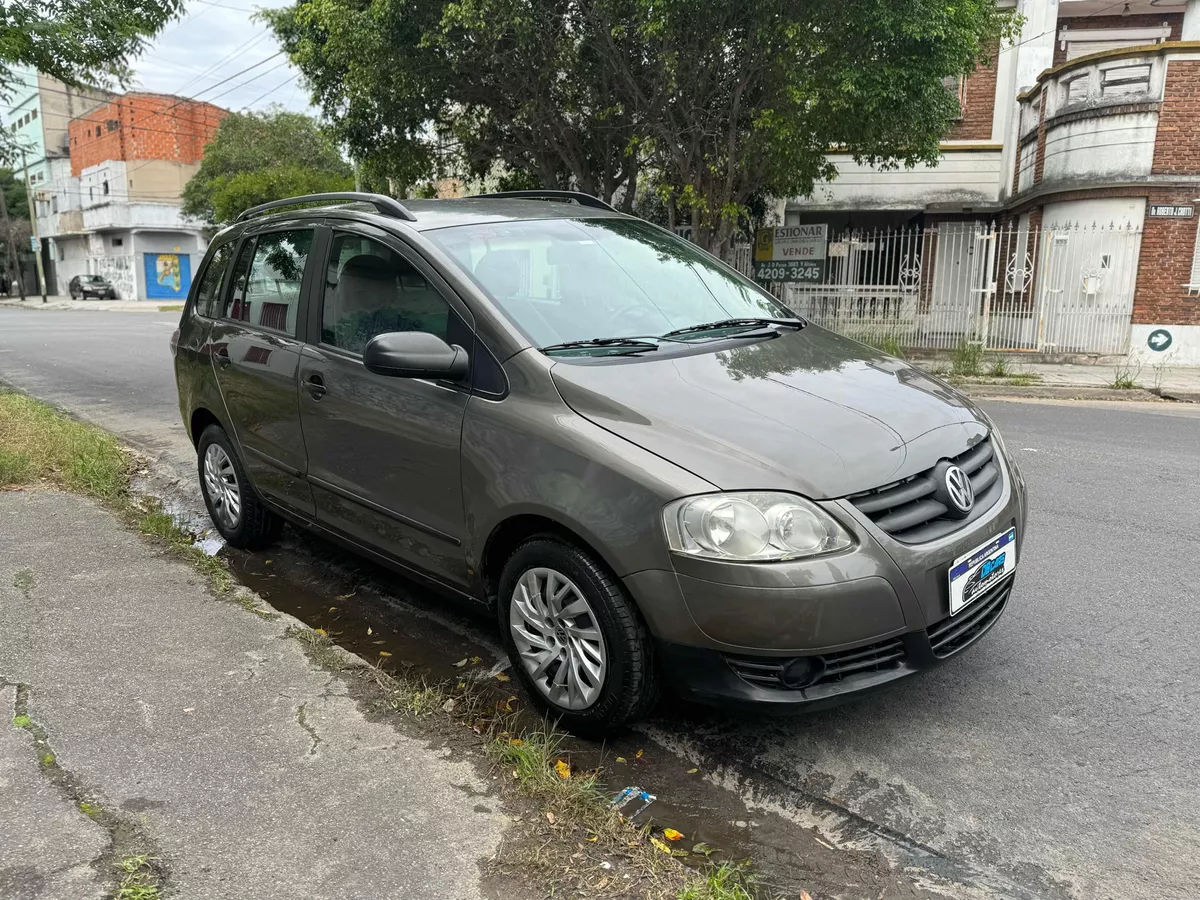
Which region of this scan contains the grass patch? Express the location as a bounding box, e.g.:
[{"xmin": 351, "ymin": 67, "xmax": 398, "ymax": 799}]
[
  {"xmin": 13, "ymin": 568, "xmax": 34, "ymax": 597},
  {"xmin": 1005, "ymin": 372, "xmax": 1041, "ymax": 386},
  {"xmin": 11, "ymin": 714, "xmax": 31, "ymax": 728},
  {"xmin": 987, "ymin": 355, "xmax": 1011, "ymax": 377},
  {"xmin": 1110, "ymin": 357, "xmax": 1143, "ymax": 390},
  {"xmin": 951, "ymin": 339, "xmax": 984, "ymax": 376},
  {"xmin": 0, "ymin": 392, "xmax": 129, "ymax": 499},
  {"xmin": 856, "ymin": 332, "xmax": 907, "ymax": 358},
  {"xmin": 116, "ymin": 854, "xmax": 162, "ymax": 900},
  {"xmin": 157, "ymin": 305, "xmax": 183, "ymax": 312},
  {"xmin": 678, "ymin": 864, "xmax": 756, "ymax": 900}
]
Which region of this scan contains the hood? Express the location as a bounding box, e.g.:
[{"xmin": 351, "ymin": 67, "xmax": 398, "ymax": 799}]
[{"xmin": 549, "ymin": 326, "xmax": 988, "ymax": 499}]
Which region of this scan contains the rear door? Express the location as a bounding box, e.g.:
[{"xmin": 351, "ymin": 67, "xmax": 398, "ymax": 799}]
[
  {"xmin": 297, "ymin": 222, "xmax": 474, "ymax": 588},
  {"xmin": 208, "ymin": 227, "xmax": 317, "ymax": 518}
]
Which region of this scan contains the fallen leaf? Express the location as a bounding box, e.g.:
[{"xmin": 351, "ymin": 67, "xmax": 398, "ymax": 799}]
[
  {"xmin": 495, "ymin": 672, "xmax": 511, "ymax": 682},
  {"xmin": 453, "ymin": 658, "xmax": 469, "ymax": 668},
  {"xmin": 554, "ymin": 759, "xmax": 571, "ymax": 780},
  {"xmin": 546, "ymin": 811, "xmax": 557, "ymax": 825},
  {"xmin": 336, "ymin": 592, "xmax": 356, "ymax": 600},
  {"xmin": 615, "ymin": 756, "xmax": 627, "ymax": 764},
  {"xmin": 662, "ymin": 828, "xmax": 684, "ymax": 842},
  {"xmin": 672, "ymin": 849, "xmax": 689, "ymax": 858},
  {"xmin": 691, "ymin": 842, "xmax": 712, "ymax": 855},
  {"xmin": 328, "ymin": 606, "xmax": 337, "ymax": 611},
  {"xmin": 373, "ymin": 640, "xmax": 386, "ymax": 645},
  {"xmin": 378, "ymin": 650, "xmax": 392, "ymax": 657},
  {"xmin": 635, "ymin": 749, "xmax": 644, "ymax": 759},
  {"xmin": 442, "ymin": 698, "xmax": 458, "ymax": 713},
  {"xmin": 312, "ymin": 628, "xmax": 327, "ymax": 636},
  {"xmin": 456, "ymin": 682, "xmax": 466, "ymax": 690},
  {"xmin": 587, "ymin": 835, "xmax": 599, "ymax": 843},
  {"xmin": 512, "ymin": 769, "xmax": 520, "ymax": 779},
  {"xmin": 469, "ymin": 656, "xmax": 482, "ymax": 664},
  {"xmin": 800, "ymin": 892, "xmax": 814, "ymax": 900},
  {"xmin": 366, "ymin": 626, "xmax": 373, "ymax": 635},
  {"xmin": 510, "ymin": 738, "xmax": 524, "ymax": 747},
  {"xmin": 649, "ymin": 837, "xmax": 672, "ymax": 854},
  {"xmin": 596, "ymin": 877, "xmax": 609, "ymax": 890},
  {"xmin": 687, "ymin": 768, "xmax": 699, "ymax": 774}
]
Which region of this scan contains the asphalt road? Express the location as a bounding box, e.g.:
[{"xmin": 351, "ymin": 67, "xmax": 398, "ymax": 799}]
[{"xmin": 3, "ymin": 307, "xmax": 1199, "ymax": 899}]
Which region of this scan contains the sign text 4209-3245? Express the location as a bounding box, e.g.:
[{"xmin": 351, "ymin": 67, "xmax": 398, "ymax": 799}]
[{"xmin": 753, "ymin": 260, "xmax": 822, "ymax": 282}]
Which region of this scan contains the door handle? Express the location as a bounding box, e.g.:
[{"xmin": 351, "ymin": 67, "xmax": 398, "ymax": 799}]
[
  {"xmin": 214, "ymin": 347, "xmax": 231, "ymax": 369},
  {"xmin": 304, "ymin": 373, "xmax": 327, "ymax": 400}
]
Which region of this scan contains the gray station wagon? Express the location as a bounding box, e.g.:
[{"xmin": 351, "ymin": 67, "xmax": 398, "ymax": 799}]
[{"xmin": 172, "ymin": 191, "xmax": 1028, "ymax": 735}]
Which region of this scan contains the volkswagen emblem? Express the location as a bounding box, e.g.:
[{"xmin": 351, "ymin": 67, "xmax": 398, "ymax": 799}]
[{"xmin": 944, "ymin": 465, "xmax": 974, "ymax": 513}]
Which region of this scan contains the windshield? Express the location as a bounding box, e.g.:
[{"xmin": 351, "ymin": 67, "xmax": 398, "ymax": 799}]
[
  {"xmin": 83, "ymin": 275, "xmax": 105, "ymax": 283},
  {"xmin": 425, "ymin": 218, "xmax": 792, "ymax": 348}
]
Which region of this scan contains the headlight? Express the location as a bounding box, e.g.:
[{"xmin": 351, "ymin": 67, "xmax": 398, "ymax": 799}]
[{"xmin": 663, "ymin": 492, "xmax": 853, "ymax": 561}]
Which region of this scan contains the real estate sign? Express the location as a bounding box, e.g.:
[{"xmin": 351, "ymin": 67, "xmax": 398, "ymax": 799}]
[{"xmin": 753, "ymin": 225, "xmax": 827, "ymax": 282}]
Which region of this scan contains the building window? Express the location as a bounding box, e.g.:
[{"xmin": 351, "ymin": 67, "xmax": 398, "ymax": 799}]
[
  {"xmin": 102, "ymin": 180, "xmax": 109, "ymax": 195},
  {"xmin": 30, "ymin": 109, "xmax": 37, "ymax": 121},
  {"xmin": 112, "ymin": 238, "xmax": 123, "ymax": 248},
  {"xmin": 942, "ymin": 75, "xmax": 967, "ymax": 121},
  {"xmin": 106, "ymin": 119, "xmax": 119, "ymax": 132},
  {"xmin": 89, "ymin": 187, "xmax": 94, "ymax": 201},
  {"xmin": 51, "ymin": 196, "xmax": 57, "ymax": 213}
]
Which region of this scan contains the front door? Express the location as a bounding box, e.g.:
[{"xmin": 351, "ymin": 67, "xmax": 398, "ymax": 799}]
[
  {"xmin": 209, "ymin": 229, "xmax": 316, "ymax": 517},
  {"xmin": 298, "ymin": 224, "xmax": 473, "ymax": 588}
]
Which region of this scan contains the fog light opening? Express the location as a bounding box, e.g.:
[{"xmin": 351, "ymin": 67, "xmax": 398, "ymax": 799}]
[{"xmin": 782, "ymin": 656, "xmax": 824, "ymax": 689}]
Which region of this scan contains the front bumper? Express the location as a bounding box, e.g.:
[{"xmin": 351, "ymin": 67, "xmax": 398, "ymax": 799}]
[
  {"xmin": 658, "ymin": 574, "xmax": 1014, "ymax": 708},
  {"xmin": 624, "ymin": 447, "xmax": 1027, "ymax": 706}
]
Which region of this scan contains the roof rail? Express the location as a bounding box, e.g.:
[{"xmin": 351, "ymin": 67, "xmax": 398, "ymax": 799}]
[
  {"xmin": 235, "ymin": 192, "xmax": 417, "ymax": 223},
  {"xmin": 471, "ymin": 190, "xmax": 618, "ymax": 213}
]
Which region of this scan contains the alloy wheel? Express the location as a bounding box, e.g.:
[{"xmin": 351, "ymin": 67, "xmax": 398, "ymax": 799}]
[
  {"xmin": 202, "ymin": 443, "xmax": 242, "ymax": 530},
  {"xmin": 509, "ymin": 567, "xmax": 607, "ymax": 710}
]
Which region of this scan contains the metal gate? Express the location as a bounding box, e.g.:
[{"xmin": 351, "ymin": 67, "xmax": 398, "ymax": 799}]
[{"xmin": 736, "ymin": 222, "xmax": 1143, "ymax": 356}]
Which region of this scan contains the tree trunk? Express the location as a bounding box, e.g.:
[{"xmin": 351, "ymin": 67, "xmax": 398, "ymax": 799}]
[{"xmin": 620, "ymin": 154, "xmax": 638, "ymax": 213}]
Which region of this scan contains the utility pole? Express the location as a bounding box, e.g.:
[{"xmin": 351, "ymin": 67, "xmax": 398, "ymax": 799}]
[
  {"xmin": 0, "ymin": 182, "xmax": 26, "ymax": 301},
  {"xmin": 20, "ymin": 149, "xmax": 48, "ymax": 303}
]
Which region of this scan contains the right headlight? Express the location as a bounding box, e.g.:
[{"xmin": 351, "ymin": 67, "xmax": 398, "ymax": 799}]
[{"xmin": 662, "ymin": 492, "xmax": 853, "ymax": 562}]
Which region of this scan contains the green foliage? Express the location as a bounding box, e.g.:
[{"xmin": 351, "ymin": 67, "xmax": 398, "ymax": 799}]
[
  {"xmin": 0, "ymin": 169, "xmax": 28, "ymax": 219},
  {"xmin": 0, "ymin": 0, "xmax": 181, "ymax": 160},
  {"xmin": 265, "ymin": 0, "xmax": 1011, "ymax": 249},
  {"xmin": 181, "ymin": 110, "xmax": 353, "ymax": 225},
  {"xmin": 951, "ymin": 339, "xmax": 984, "ymax": 376},
  {"xmin": 987, "ymin": 355, "xmax": 1011, "ymax": 377}
]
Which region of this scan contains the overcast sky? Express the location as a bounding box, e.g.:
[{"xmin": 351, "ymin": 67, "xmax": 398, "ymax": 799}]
[{"xmin": 129, "ymin": 0, "xmax": 316, "ymax": 116}]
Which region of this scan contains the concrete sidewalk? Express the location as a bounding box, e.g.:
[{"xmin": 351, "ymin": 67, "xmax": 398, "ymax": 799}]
[
  {"xmin": 0, "ymin": 490, "xmax": 513, "ymax": 900},
  {"xmin": 0, "ymin": 296, "xmax": 177, "ymax": 312}
]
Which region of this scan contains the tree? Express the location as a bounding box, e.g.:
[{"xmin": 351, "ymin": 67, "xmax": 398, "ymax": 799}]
[
  {"xmin": 266, "ymin": 0, "xmax": 1011, "ymax": 251},
  {"xmin": 0, "ymin": 169, "xmax": 29, "ymax": 220},
  {"xmin": 181, "ymin": 109, "xmax": 354, "ymax": 226},
  {"xmin": 0, "ymin": 0, "xmax": 181, "ymax": 159}
]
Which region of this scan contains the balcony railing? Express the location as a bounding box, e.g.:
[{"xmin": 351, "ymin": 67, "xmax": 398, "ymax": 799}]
[{"xmin": 81, "ymin": 201, "xmax": 194, "ymax": 232}]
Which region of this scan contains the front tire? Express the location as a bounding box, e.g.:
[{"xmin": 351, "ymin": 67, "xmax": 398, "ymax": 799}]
[
  {"xmin": 498, "ymin": 537, "xmax": 659, "ymax": 737},
  {"xmin": 196, "ymin": 424, "xmax": 282, "ymax": 550}
]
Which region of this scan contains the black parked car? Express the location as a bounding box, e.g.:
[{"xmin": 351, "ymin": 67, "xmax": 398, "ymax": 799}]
[
  {"xmin": 69, "ymin": 274, "xmax": 117, "ymax": 300},
  {"xmin": 172, "ymin": 191, "xmax": 1025, "ymax": 735}
]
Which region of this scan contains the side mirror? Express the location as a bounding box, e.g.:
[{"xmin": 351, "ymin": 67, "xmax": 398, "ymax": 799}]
[{"xmin": 362, "ymin": 331, "xmax": 470, "ymax": 381}]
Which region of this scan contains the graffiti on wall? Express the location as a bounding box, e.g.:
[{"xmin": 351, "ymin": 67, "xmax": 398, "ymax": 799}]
[
  {"xmin": 95, "ymin": 255, "xmax": 135, "ymax": 300},
  {"xmin": 143, "ymin": 253, "xmax": 192, "ymax": 300}
]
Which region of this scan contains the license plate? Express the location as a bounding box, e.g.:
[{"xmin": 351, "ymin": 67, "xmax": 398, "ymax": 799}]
[{"xmin": 948, "ymin": 527, "xmax": 1016, "ymax": 616}]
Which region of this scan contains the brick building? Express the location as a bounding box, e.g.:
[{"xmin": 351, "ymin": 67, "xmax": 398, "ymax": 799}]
[
  {"xmin": 772, "ymin": 0, "xmax": 1200, "ymax": 365},
  {"xmin": 33, "ymin": 92, "xmax": 226, "ymax": 301}
]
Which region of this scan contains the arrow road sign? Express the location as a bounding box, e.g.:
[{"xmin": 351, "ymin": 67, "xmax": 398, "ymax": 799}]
[{"xmin": 1147, "ymin": 329, "xmax": 1173, "ymax": 352}]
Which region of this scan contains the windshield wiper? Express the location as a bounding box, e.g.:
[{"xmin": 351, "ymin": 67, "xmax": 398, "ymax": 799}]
[
  {"xmin": 539, "ymin": 337, "xmax": 663, "ymax": 354},
  {"xmin": 662, "ymin": 317, "xmax": 805, "ymax": 338}
]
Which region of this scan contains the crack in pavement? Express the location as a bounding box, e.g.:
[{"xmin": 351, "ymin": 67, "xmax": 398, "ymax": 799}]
[
  {"xmin": 294, "ymin": 702, "xmax": 323, "ymax": 757},
  {"xmin": 3, "ymin": 678, "xmax": 169, "ymax": 898}
]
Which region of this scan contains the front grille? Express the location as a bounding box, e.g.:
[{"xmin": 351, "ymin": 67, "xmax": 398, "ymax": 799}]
[
  {"xmin": 927, "ymin": 577, "xmax": 1012, "ymax": 658},
  {"xmin": 724, "ymin": 636, "xmax": 906, "ymax": 692},
  {"xmin": 848, "ymin": 438, "xmax": 1002, "ymax": 543}
]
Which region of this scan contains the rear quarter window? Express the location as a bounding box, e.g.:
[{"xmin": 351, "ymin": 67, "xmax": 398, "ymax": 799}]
[{"xmin": 191, "ymin": 241, "xmax": 236, "ymax": 318}]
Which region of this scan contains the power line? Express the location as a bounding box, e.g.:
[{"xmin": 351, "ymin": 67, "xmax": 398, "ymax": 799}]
[{"xmin": 240, "ymin": 73, "xmax": 299, "ymax": 111}]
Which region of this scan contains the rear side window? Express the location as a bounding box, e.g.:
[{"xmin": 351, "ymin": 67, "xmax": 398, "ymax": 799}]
[
  {"xmin": 192, "ymin": 242, "xmax": 235, "ymax": 318},
  {"xmin": 223, "ymin": 229, "xmax": 313, "ymax": 336},
  {"xmin": 320, "ymin": 232, "xmax": 451, "ymax": 354}
]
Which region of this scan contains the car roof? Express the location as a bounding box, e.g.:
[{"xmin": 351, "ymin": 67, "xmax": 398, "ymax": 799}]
[{"xmin": 397, "ymin": 198, "xmax": 627, "ymax": 232}]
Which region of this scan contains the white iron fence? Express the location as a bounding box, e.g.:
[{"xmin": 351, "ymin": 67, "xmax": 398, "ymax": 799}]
[{"xmin": 736, "ymin": 223, "xmax": 1144, "ymax": 356}]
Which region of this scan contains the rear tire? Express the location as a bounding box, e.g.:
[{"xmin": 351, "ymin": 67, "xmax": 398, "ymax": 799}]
[
  {"xmin": 498, "ymin": 537, "xmax": 659, "ymax": 737},
  {"xmin": 196, "ymin": 424, "xmax": 282, "ymax": 550}
]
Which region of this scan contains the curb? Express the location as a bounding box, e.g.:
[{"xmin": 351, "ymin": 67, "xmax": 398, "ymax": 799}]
[{"xmin": 953, "ymin": 383, "xmax": 1162, "ymax": 402}]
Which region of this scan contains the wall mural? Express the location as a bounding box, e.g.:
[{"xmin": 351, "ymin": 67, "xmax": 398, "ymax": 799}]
[{"xmin": 144, "ymin": 253, "xmax": 191, "ymax": 300}]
